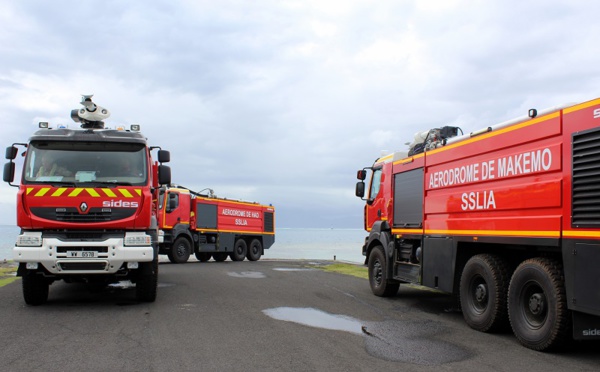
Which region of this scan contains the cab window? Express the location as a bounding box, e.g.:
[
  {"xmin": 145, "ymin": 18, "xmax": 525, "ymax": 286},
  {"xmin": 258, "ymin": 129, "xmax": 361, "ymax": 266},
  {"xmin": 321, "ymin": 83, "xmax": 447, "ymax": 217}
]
[{"xmin": 369, "ymin": 168, "xmax": 382, "ymax": 199}]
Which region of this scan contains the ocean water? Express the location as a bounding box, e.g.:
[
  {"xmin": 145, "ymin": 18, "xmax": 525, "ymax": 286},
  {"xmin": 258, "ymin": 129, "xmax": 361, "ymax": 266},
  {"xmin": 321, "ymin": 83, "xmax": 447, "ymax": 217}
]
[{"xmin": 0, "ymin": 226, "xmax": 367, "ymax": 264}]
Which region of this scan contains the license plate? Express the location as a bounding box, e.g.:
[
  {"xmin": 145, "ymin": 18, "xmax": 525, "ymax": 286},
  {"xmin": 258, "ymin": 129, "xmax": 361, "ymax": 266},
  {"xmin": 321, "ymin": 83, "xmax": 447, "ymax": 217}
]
[{"xmin": 67, "ymin": 251, "xmax": 97, "ymax": 258}]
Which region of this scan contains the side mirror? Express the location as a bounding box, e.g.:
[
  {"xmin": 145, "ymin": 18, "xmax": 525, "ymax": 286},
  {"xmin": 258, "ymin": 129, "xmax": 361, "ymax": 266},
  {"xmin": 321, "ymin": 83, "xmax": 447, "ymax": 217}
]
[
  {"xmin": 3, "ymin": 162, "xmax": 15, "ymax": 183},
  {"xmin": 157, "ymin": 150, "xmax": 170, "ymax": 163},
  {"xmin": 355, "ymin": 181, "xmax": 365, "ymax": 198},
  {"xmin": 5, "ymin": 146, "xmax": 17, "ymax": 160},
  {"xmin": 158, "ymin": 164, "xmax": 171, "ymax": 185},
  {"xmin": 357, "ymin": 170, "xmax": 366, "ymax": 180}
]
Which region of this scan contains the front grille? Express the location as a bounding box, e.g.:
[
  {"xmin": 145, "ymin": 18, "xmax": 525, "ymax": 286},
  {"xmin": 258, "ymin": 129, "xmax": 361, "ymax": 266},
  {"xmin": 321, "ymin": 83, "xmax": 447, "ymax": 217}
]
[
  {"xmin": 43, "ymin": 231, "xmax": 124, "ymax": 241},
  {"xmin": 56, "ymin": 246, "xmax": 109, "ymax": 253},
  {"xmin": 572, "ymin": 128, "xmax": 600, "ymax": 227},
  {"xmin": 58, "ymin": 262, "xmax": 108, "ymax": 271},
  {"xmin": 30, "ymin": 207, "xmax": 136, "ymax": 223}
]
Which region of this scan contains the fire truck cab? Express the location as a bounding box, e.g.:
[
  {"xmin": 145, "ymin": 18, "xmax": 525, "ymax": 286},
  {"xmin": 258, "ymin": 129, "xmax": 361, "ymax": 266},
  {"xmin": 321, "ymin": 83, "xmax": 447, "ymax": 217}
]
[{"xmin": 3, "ymin": 96, "xmax": 171, "ymax": 305}]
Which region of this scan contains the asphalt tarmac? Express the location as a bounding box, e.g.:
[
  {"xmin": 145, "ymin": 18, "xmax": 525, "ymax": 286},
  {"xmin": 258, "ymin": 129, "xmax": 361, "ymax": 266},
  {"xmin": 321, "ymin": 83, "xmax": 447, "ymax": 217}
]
[{"xmin": 0, "ymin": 259, "xmax": 598, "ymax": 371}]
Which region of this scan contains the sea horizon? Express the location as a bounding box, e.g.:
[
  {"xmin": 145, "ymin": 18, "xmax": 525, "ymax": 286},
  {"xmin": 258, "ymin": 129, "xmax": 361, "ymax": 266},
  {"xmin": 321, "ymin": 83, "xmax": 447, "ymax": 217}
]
[{"xmin": 0, "ymin": 225, "xmax": 367, "ymax": 263}]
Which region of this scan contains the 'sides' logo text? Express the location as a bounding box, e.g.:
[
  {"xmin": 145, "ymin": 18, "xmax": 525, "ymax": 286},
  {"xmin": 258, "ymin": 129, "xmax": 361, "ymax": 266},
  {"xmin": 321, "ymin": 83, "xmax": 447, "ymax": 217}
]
[{"xmin": 103, "ymin": 200, "xmax": 139, "ymax": 208}]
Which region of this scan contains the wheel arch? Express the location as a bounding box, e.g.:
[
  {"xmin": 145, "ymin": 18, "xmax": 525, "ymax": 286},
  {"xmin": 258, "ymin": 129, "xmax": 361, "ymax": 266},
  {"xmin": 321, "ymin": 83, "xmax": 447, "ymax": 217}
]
[
  {"xmin": 171, "ymin": 224, "xmax": 194, "ymax": 248},
  {"xmin": 365, "ymin": 221, "xmax": 393, "ymax": 277}
]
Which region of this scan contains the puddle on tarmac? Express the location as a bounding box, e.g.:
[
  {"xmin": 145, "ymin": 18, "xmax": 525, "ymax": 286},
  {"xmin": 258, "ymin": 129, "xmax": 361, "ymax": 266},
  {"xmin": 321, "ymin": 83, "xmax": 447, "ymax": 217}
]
[
  {"xmin": 263, "ymin": 307, "xmax": 363, "ymax": 334},
  {"xmin": 108, "ymin": 280, "xmax": 135, "ymax": 289},
  {"xmin": 361, "ymin": 320, "xmax": 471, "ymax": 365},
  {"xmin": 272, "ymin": 268, "xmax": 317, "ymax": 272},
  {"xmin": 227, "ymin": 271, "xmax": 266, "ymax": 278},
  {"xmin": 263, "ymin": 307, "xmax": 471, "ymax": 365},
  {"xmin": 107, "ymin": 281, "xmax": 174, "ymax": 289}
]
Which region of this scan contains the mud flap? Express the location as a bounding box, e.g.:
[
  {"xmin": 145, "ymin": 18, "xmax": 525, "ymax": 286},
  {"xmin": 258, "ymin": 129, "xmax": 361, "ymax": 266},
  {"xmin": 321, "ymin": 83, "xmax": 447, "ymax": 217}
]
[{"xmin": 572, "ymin": 311, "xmax": 600, "ymax": 340}]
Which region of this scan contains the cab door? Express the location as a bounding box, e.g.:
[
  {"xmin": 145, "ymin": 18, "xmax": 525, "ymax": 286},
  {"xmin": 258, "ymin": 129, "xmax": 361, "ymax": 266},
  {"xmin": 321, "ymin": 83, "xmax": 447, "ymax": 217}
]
[
  {"xmin": 365, "ymin": 164, "xmax": 389, "ymax": 230},
  {"xmin": 162, "ymin": 190, "xmax": 191, "ymax": 228}
]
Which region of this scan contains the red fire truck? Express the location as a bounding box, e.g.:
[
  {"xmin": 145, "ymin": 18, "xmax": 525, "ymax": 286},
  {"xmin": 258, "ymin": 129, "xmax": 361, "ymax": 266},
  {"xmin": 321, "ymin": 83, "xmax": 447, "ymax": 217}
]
[
  {"xmin": 355, "ymin": 97, "xmax": 600, "ymax": 351},
  {"xmin": 3, "ymin": 95, "xmax": 171, "ymax": 305},
  {"xmin": 157, "ymin": 185, "xmax": 275, "ymax": 263}
]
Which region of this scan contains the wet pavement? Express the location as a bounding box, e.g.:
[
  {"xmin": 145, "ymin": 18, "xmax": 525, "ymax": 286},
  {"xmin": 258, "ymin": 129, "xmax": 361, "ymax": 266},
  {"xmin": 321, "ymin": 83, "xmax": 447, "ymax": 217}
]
[{"xmin": 0, "ymin": 259, "xmax": 598, "ymax": 371}]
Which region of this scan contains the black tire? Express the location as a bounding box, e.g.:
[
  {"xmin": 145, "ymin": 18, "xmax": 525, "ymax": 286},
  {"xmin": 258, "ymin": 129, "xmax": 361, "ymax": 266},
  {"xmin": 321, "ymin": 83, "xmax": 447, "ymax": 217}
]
[
  {"xmin": 230, "ymin": 239, "xmax": 247, "ymax": 261},
  {"xmin": 508, "ymin": 258, "xmax": 570, "ymax": 351},
  {"xmin": 136, "ymin": 259, "xmax": 158, "ymax": 302},
  {"xmin": 368, "ymin": 245, "xmax": 399, "ymax": 297},
  {"xmin": 22, "ymin": 271, "xmax": 49, "ymax": 306},
  {"xmin": 460, "ymin": 254, "xmax": 510, "ymax": 332},
  {"xmin": 247, "ymin": 239, "xmax": 262, "ymax": 261},
  {"xmin": 169, "ymin": 237, "xmax": 191, "ymax": 264},
  {"xmin": 195, "ymin": 252, "xmax": 212, "ymax": 262},
  {"xmin": 166, "ymin": 252, "xmax": 176, "ymax": 263},
  {"xmin": 213, "ymin": 252, "xmax": 228, "ymax": 262}
]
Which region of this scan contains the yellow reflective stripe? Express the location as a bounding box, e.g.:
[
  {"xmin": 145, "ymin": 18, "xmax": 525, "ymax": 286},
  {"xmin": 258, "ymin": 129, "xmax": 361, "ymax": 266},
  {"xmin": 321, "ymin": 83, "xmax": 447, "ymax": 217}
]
[
  {"xmin": 51, "ymin": 188, "xmax": 68, "ymax": 197},
  {"xmin": 392, "ymin": 228, "xmax": 424, "ymax": 235},
  {"xmin": 563, "ymin": 230, "xmax": 600, "ymax": 238},
  {"xmin": 35, "ymin": 188, "xmax": 50, "ymax": 197},
  {"xmin": 68, "ymin": 188, "xmax": 83, "ymax": 197},
  {"xmin": 563, "ymin": 98, "xmax": 600, "ymax": 114},
  {"xmin": 119, "ymin": 189, "xmax": 133, "ymax": 198},
  {"xmin": 25, "ymin": 187, "xmax": 142, "ymax": 197},
  {"xmin": 102, "ymin": 188, "xmax": 117, "ymax": 197},
  {"xmin": 85, "ymin": 188, "xmax": 100, "ymax": 197},
  {"xmin": 26, "ymin": 187, "xmax": 143, "ymax": 198},
  {"xmin": 425, "ymin": 229, "xmax": 560, "ymax": 238}
]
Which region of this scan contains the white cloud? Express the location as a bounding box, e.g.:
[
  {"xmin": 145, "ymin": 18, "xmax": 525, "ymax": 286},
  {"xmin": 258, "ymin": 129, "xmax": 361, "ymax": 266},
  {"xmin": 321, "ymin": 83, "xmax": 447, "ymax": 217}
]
[{"xmin": 1, "ymin": 0, "xmax": 600, "ymax": 228}]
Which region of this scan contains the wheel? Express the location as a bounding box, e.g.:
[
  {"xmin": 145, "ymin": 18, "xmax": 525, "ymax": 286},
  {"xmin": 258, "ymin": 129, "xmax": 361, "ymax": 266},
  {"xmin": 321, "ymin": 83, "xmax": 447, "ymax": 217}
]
[
  {"xmin": 22, "ymin": 271, "xmax": 49, "ymax": 306},
  {"xmin": 213, "ymin": 252, "xmax": 228, "ymax": 262},
  {"xmin": 247, "ymin": 239, "xmax": 262, "ymax": 261},
  {"xmin": 460, "ymin": 254, "xmax": 510, "ymax": 332},
  {"xmin": 169, "ymin": 237, "xmax": 191, "ymax": 264},
  {"xmin": 136, "ymin": 259, "xmax": 158, "ymax": 302},
  {"xmin": 508, "ymin": 258, "xmax": 569, "ymax": 351},
  {"xmin": 195, "ymin": 252, "xmax": 212, "ymax": 262},
  {"xmin": 368, "ymin": 245, "xmax": 399, "ymax": 297},
  {"xmin": 230, "ymin": 239, "xmax": 247, "ymax": 261}
]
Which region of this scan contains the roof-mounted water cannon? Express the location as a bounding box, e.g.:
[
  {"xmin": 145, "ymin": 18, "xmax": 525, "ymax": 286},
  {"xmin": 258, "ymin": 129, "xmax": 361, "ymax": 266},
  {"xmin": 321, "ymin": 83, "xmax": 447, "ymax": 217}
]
[
  {"xmin": 407, "ymin": 126, "xmax": 462, "ymax": 156},
  {"xmin": 70, "ymin": 94, "xmax": 111, "ymax": 129}
]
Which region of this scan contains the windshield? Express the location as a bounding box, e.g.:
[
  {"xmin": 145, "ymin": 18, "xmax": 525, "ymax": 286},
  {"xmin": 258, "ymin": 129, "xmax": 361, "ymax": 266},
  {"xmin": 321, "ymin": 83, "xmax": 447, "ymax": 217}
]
[{"xmin": 23, "ymin": 142, "xmax": 148, "ymax": 186}]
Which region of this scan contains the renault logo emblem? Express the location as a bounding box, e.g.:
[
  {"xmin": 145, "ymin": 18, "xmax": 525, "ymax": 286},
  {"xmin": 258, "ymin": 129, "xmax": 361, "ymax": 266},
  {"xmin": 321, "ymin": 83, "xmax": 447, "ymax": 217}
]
[{"xmin": 80, "ymin": 202, "xmax": 88, "ymax": 212}]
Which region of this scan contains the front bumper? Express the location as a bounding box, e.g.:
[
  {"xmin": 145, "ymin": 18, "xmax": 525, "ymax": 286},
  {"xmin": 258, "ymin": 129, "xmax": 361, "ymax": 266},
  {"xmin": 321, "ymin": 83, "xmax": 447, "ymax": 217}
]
[{"xmin": 14, "ymin": 235, "xmax": 153, "ymax": 275}]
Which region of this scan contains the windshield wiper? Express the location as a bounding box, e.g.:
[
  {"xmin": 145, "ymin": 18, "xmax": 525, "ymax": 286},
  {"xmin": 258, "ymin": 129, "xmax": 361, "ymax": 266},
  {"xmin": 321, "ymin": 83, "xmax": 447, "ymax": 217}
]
[
  {"xmin": 92, "ymin": 181, "xmax": 134, "ymax": 187},
  {"xmin": 49, "ymin": 181, "xmax": 78, "ymax": 187}
]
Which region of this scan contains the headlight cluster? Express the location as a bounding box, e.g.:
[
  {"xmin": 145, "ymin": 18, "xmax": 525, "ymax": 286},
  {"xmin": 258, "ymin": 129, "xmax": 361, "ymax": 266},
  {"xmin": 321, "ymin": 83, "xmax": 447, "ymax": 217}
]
[
  {"xmin": 16, "ymin": 232, "xmax": 42, "ymax": 247},
  {"xmin": 124, "ymin": 233, "xmax": 152, "ymax": 246}
]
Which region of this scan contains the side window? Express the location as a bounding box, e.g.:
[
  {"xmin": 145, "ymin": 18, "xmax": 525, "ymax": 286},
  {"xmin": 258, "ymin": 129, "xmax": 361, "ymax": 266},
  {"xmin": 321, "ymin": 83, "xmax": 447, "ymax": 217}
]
[
  {"xmin": 158, "ymin": 190, "xmax": 165, "ymax": 210},
  {"xmin": 167, "ymin": 192, "xmax": 179, "ymax": 213},
  {"xmin": 369, "ymin": 168, "xmax": 382, "ymax": 199}
]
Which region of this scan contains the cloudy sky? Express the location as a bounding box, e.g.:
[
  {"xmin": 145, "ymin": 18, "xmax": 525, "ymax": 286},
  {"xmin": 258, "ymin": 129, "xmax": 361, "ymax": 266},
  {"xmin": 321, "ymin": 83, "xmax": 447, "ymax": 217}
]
[{"xmin": 1, "ymin": 0, "xmax": 599, "ymax": 228}]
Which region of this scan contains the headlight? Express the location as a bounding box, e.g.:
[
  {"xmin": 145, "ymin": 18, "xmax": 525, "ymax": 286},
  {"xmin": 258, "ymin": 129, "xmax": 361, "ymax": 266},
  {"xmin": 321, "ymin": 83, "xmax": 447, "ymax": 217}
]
[
  {"xmin": 16, "ymin": 232, "xmax": 42, "ymax": 247},
  {"xmin": 124, "ymin": 233, "xmax": 152, "ymax": 246}
]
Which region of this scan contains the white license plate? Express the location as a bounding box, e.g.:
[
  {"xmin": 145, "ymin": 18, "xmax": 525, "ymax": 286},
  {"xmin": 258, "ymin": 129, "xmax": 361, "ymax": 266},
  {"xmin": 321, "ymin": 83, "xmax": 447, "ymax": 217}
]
[{"xmin": 67, "ymin": 251, "xmax": 97, "ymax": 258}]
